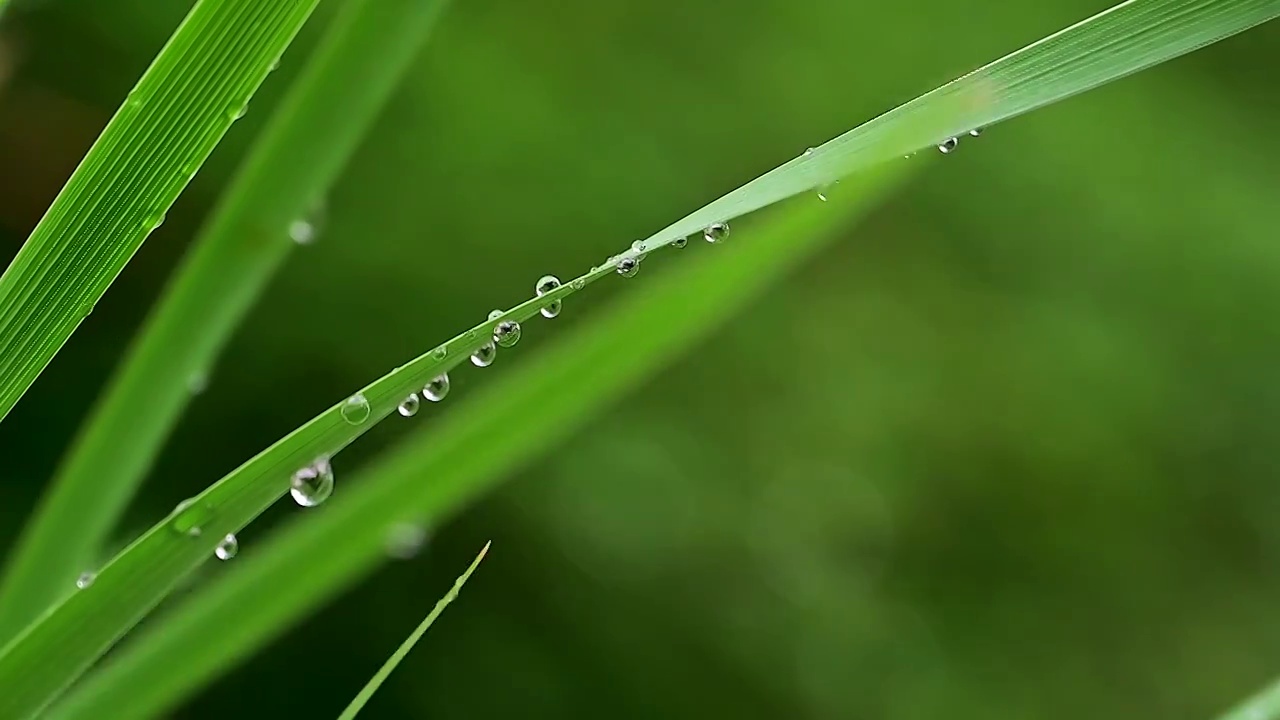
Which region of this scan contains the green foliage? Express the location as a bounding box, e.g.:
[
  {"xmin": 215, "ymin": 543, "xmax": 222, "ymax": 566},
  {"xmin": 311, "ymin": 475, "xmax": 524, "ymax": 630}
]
[
  {"xmin": 0, "ymin": 0, "xmax": 452, "ymax": 652},
  {"xmin": 337, "ymin": 543, "xmax": 488, "ymax": 720}
]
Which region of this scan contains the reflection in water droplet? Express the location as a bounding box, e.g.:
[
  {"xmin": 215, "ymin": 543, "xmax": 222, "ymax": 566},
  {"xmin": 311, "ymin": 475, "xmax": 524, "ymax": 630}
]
[
  {"xmin": 291, "ymin": 457, "xmax": 335, "ymax": 507},
  {"xmin": 938, "ymin": 137, "xmax": 958, "ymax": 154},
  {"xmin": 631, "ymin": 240, "xmax": 647, "ymax": 253},
  {"xmin": 703, "ymin": 222, "xmax": 729, "ymax": 244},
  {"xmin": 494, "ymin": 320, "xmax": 521, "ymax": 348},
  {"xmin": 431, "ymin": 345, "xmax": 447, "ymax": 361},
  {"xmin": 340, "ymin": 393, "xmax": 371, "ymax": 425},
  {"xmin": 536, "ymin": 275, "xmax": 562, "ymax": 318},
  {"xmin": 424, "ymin": 374, "xmax": 450, "ymax": 401},
  {"xmin": 215, "ymin": 534, "xmax": 238, "ymax": 561},
  {"xmin": 616, "ymin": 257, "xmax": 640, "ymax": 278},
  {"xmin": 398, "ymin": 393, "xmax": 420, "ymax": 417},
  {"xmin": 385, "ymin": 522, "xmax": 429, "ymax": 560},
  {"xmin": 76, "ymin": 572, "xmax": 96, "ymax": 589},
  {"xmin": 471, "ymin": 342, "xmax": 497, "ymax": 367},
  {"xmin": 672, "ymin": 236, "xmax": 688, "ymax": 249},
  {"xmin": 488, "ymin": 309, "xmax": 503, "ymax": 321},
  {"xmin": 572, "ymin": 278, "xmax": 586, "ymax": 290}
]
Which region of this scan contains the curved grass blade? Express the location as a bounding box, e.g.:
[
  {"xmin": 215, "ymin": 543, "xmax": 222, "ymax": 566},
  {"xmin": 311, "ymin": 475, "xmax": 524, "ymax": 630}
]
[
  {"xmin": 0, "ymin": 0, "xmax": 453, "ymax": 650},
  {"xmin": 337, "ymin": 543, "xmax": 489, "ymax": 720},
  {"xmin": 0, "ymin": 0, "xmax": 321, "ymax": 424},
  {"xmin": 49, "ymin": 164, "xmax": 906, "ymax": 720},
  {"xmin": 21, "ymin": 2, "xmax": 1280, "ymax": 715}
]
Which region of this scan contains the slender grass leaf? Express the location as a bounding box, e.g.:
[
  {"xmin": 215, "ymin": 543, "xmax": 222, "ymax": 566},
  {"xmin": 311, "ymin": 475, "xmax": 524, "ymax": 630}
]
[
  {"xmin": 49, "ymin": 163, "xmax": 908, "ymax": 720},
  {"xmin": 0, "ymin": 0, "xmax": 321, "ymax": 424},
  {"xmin": 0, "ymin": 0, "xmax": 453, "ymax": 650},
  {"xmin": 22, "ymin": 1, "xmax": 1280, "ymax": 715},
  {"xmin": 336, "ymin": 543, "xmax": 489, "ymax": 720},
  {"xmin": 1216, "ymin": 679, "xmax": 1280, "ymax": 720}
]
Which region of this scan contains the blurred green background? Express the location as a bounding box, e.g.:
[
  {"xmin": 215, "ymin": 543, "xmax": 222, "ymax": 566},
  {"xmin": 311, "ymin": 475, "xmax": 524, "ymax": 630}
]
[{"xmin": 1, "ymin": 0, "xmax": 1279, "ymax": 717}]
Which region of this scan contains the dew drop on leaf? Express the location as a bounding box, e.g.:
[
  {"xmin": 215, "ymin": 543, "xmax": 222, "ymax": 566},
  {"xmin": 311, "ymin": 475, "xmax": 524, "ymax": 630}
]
[
  {"xmin": 76, "ymin": 572, "xmax": 96, "ymax": 589},
  {"xmin": 340, "ymin": 392, "xmax": 371, "ymax": 425},
  {"xmin": 397, "ymin": 393, "xmax": 420, "ymax": 417},
  {"xmin": 938, "ymin": 137, "xmax": 958, "ymax": 154},
  {"xmin": 616, "ymin": 257, "xmax": 640, "ymax": 278},
  {"xmin": 703, "ymin": 222, "xmax": 729, "ymax": 244},
  {"xmin": 494, "ymin": 320, "xmax": 521, "ymax": 348},
  {"xmin": 672, "ymin": 236, "xmax": 688, "ymax": 249},
  {"xmin": 291, "ymin": 457, "xmax": 335, "ymax": 507},
  {"xmin": 471, "ymin": 342, "xmax": 497, "ymax": 367},
  {"xmin": 424, "ymin": 374, "xmax": 450, "ymax": 401},
  {"xmin": 215, "ymin": 534, "xmax": 238, "ymax": 561}
]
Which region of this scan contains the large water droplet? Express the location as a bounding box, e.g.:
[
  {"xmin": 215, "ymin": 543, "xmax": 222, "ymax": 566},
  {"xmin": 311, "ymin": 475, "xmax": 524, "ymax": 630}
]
[
  {"xmin": 76, "ymin": 572, "xmax": 96, "ymax": 589},
  {"xmin": 291, "ymin": 457, "xmax": 335, "ymax": 507},
  {"xmin": 672, "ymin": 236, "xmax": 688, "ymax": 249},
  {"xmin": 340, "ymin": 392, "xmax": 371, "ymax": 425},
  {"xmin": 170, "ymin": 498, "xmax": 212, "ymax": 537},
  {"xmin": 215, "ymin": 534, "xmax": 238, "ymax": 561},
  {"xmin": 937, "ymin": 137, "xmax": 958, "ymax": 154},
  {"xmin": 423, "ymin": 374, "xmax": 450, "ymax": 401},
  {"xmin": 385, "ymin": 522, "xmax": 429, "ymax": 560},
  {"xmin": 536, "ymin": 275, "xmax": 562, "ymax": 318},
  {"xmin": 616, "ymin": 257, "xmax": 640, "ymax": 278},
  {"xmin": 493, "ymin": 320, "xmax": 521, "ymax": 348},
  {"xmin": 398, "ymin": 393, "xmax": 420, "ymax": 417},
  {"xmin": 471, "ymin": 342, "xmax": 496, "ymax": 367},
  {"xmin": 704, "ymin": 222, "xmax": 729, "ymax": 244},
  {"xmin": 631, "ymin": 240, "xmax": 647, "ymax": 253}
]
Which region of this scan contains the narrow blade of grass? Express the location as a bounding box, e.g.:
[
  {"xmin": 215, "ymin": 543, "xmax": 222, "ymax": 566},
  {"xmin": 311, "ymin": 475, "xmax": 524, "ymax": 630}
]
[
  {"xmin": 0, "ymin": 0, "xmax": 452, "ymax": 651},
  {"xmin": 49, "ymin": 164, "xmax": 907, "ymax": 720},
  {"xmin": 16, "ymin": 3, "xmax": 1280, "ymax": 715},
  {"xmin": 336, "ymin": 543, "xmax": 489, "ymax": 720},
  {"xmin": 0, "ymin": 0, "xmax": 321, "ymax": 424},
  {"xmin": 1216, "ymin": 679, "xmax": 1280, "ymax": 720}
]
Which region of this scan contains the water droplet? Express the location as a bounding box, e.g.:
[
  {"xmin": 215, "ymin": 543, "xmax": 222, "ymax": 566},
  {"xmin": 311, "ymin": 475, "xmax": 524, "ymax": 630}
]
[
  {"xmin": 397, "ymin": 393, "xmax": 420, "ymax": 417},
  {"xmin": 493, "ymin": 320, "xmax": 521, "ymax": 348},
  {"xmin": 76, "ymin": 572, "xmax": 96, "ymax": 589},
  {"xmin": 170, "ymin": 498, "xmax": 212, "ymax": 537},
  {"xmin": 616, "ymin": 257, "xmax": 640, "ymax": 277},
  {"xmin": 488, "ymin": 309, "xmax": 503, "ymax": 321},
  {"xmin": 288, "ymin": 219, "xmax": 315, "ymax": 245},
  {"xmin": 291, "ymin": 457, "xmax": 335, "ymax": 507},
  {"xmin": 187, "ymin": 370, "xmax": 209, "ymax": 395},
  {"xmin": 817, "ymin": 191, "xmax": 828, "ymax": 202},
  {"xmin": 672, "ymin": 236, "xmax": 688, "ymax": 249},
  {"xmin": 631, "ymin": 240, "xmax": 647, "ymax": 253},
  {"xmin": 78, "ymin": 302, "xmax": 95, "ymax": 319},
  {"xmin": 340, "ymin": 392, "xmax": 371, "ymax": 425},
  {"xmin": 536, "ymin": 275, "xmax": 562, "ymax": 318},
  {"xmin": 385, "ymin": 522, "xmax": 429, "ymax": 560},
  {"xmin": 540, "ymin": 299, "xmax": 562, "ymax": 319},
  {"xmin": 125, "ymin": 90, "xmax": 142, "ymax": 109},
  {"xmin": 571, "ymin": 278, "xmax": 586, "ymax": 290},
  {"xmin": 423, "ymin": 374, "xmax": 450, "ymax": 401},
  {"xmin": 471, "ymin": 342, "xmax": 496, "ymax": 367},
  {"xmin": 431, "ymin": 345, "xmax": 448, "ymax": 360},
  {"xmin": 269, "ymin": 57, "xmax": 281, "ymax": 72},
  {"xmin": 704, "ymin": 222, "xmax": 730, "ymax": 244},
  {"xmin": 230, "ymin": 103, "xmax": 248, "ymax": 121},
  {"xmin": 464, "ymin": 329, "xmax": 478, "ymax": 341},
  {"xmin": 969, "ymin": 127, "xmax": 983, "ymax": 137},
  {"xmin": 804, "ymin": 147, "xmax": 816, "ymax": 157},
  {"xmin": 937, "ymin": 137, "xmax": 958, "ymax": 154},
  {"xmin": 215, "ymin": 534, "xmax": 238, "ymax": 561},
  {"xmin": 144, "ymin": 211, "xmax": 166, "ymax": 230}
]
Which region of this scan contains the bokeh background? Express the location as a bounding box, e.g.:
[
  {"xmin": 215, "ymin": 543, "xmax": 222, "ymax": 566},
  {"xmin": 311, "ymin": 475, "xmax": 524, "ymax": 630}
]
[{"xmin": 1, "ymin": 0, "xmax": 1279, "ymax": 717}]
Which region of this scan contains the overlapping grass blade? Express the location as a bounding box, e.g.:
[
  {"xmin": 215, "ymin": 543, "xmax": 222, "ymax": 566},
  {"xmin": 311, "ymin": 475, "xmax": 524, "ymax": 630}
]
[
  {"xmin": 14, "ymin": 1, "xmax": 1280, "ymax": 716},
  {"xmin": 49, "ymin": 163, "xmax": 908, "ymax": 720},
  {"xmin": 0, "ymin": 0, "xmax": 320, "ymax": 424},
  {"xmin": 0, "ymin": 0, "xmax": 452, "ymax": 650},
  {"xmin": 337, "ymin": 544, "xmax": 489, "ymax": 720}
]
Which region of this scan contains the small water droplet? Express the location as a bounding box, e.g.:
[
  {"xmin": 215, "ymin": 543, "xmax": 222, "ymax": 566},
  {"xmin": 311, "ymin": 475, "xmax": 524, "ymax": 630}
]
[
  {"xmin": 397, "ymin": 393, "xmax": 420, "ymax": 417},
  {"xmin": 187, "ymin": 370, "xmax": 209, "ymax": 395},
  {"xmin": 171, "ymin": 497, "xmax": 212, "ymax": 537},
  {"xmin": 76, "ymin": 571, "xmax": 96, "ymax": 589},
  {"xmin": 488, "ymin": 309, "xmax": 503, "ymax": 321},
  {"xmin": 969, "ymin": 127, "xmax": 983, "ymax": 137},
  {"xmin": 464, "ymin": 329, "xmax": 478, "ymax": 341},
  {"xmin": 340, "ymin": 392, "xmax": 371, "ymax": 425},
  {"xmin": 215, "ymin": 534, "xmax": 238, "ymax": 561},
  {"xmin": 804, "ymin": 147, "xmax": 816, "ymax": 157},
  {"xmin": 289, "ymin": 219, "xmax": 315, "ymax": 245},
  {"xmin": 125, "ymin": 90, "xmax": 142, "ymax": 109},
  {"xmin": 631, "ymin": 240, "xmax": 647, "ymax": 253},
  {"xmin": 230, "ymin": 103, "xmax": 248, "ymax": 121},
  {"xmin": 616, "ymin": 257, "xmax": 640, "ymax": 278},
  {"xmin": 571, "ymin": 278, "xmax": 586, "ymax": 290},
  {"xmin": 269, "ymin": 57, "xmax": 281, "ymax": 72},
  {"xmin": 144, "ymin": 211, "xmax": 166, "ymax": 231},
  {"xmin": 672, "ymin": 236, "xmax": 688, "ymax": 249},
  {"xmin": 704, "ymin": 222, "xmax": 730, "ymax": 244},
  {"xmin": 493, "ymin": 320, "xmax": 521, "ymax": 348},
  {"xmin": 590, "ymin": 266, "xmax": 599, "ymax": 274},
  {"xmin": 937, "ymin": 137, "xmax": 958, "ymax": 154},
  {"xmin": 429, "ymin": 346, "xmax": 447, "ymax": 362},
  {"xmin": 291, "ymin": 457, "xmax": 335, "ymax": 507},
  {"xmin": 385, "ymin": 522, "xmax": 429, "ymax": 559},
  {"xmin": 78, "ymin": 302, "xmax": 95, "ymax": 319},
  {"xmin": 817, "ymin": 191, "xmax": 828, "ymax": 202},
  {"xmin": 471, "ymin": 342, "xmax": 496, "ymax": 367},
  {"xmin": 423, "ymin": 374, "xmax": 450, "ymax": 401}
]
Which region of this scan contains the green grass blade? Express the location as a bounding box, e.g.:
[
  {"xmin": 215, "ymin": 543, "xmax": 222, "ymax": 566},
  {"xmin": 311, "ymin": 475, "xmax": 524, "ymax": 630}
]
[
  {"xmin": 0, "ymin": 0, "xmax": 452, "ymax": 651},
  {"xmin": 49, "ymin": 164, "xmax": 906, "ymax": 720},
  {"xmin": 19, "ymin": 2, "xmax": 1280, "ymax": 715},
  {"xmin": 0, "ymin": 0, "xmax": 321, "ymax": 424},
  {"xmin": 1216, "ymin": 679, "xmax": 1280, "ymax": 720},
  {"xmin": 336, "ymin": 543, "xmax": 489, "ymax": 720}
]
